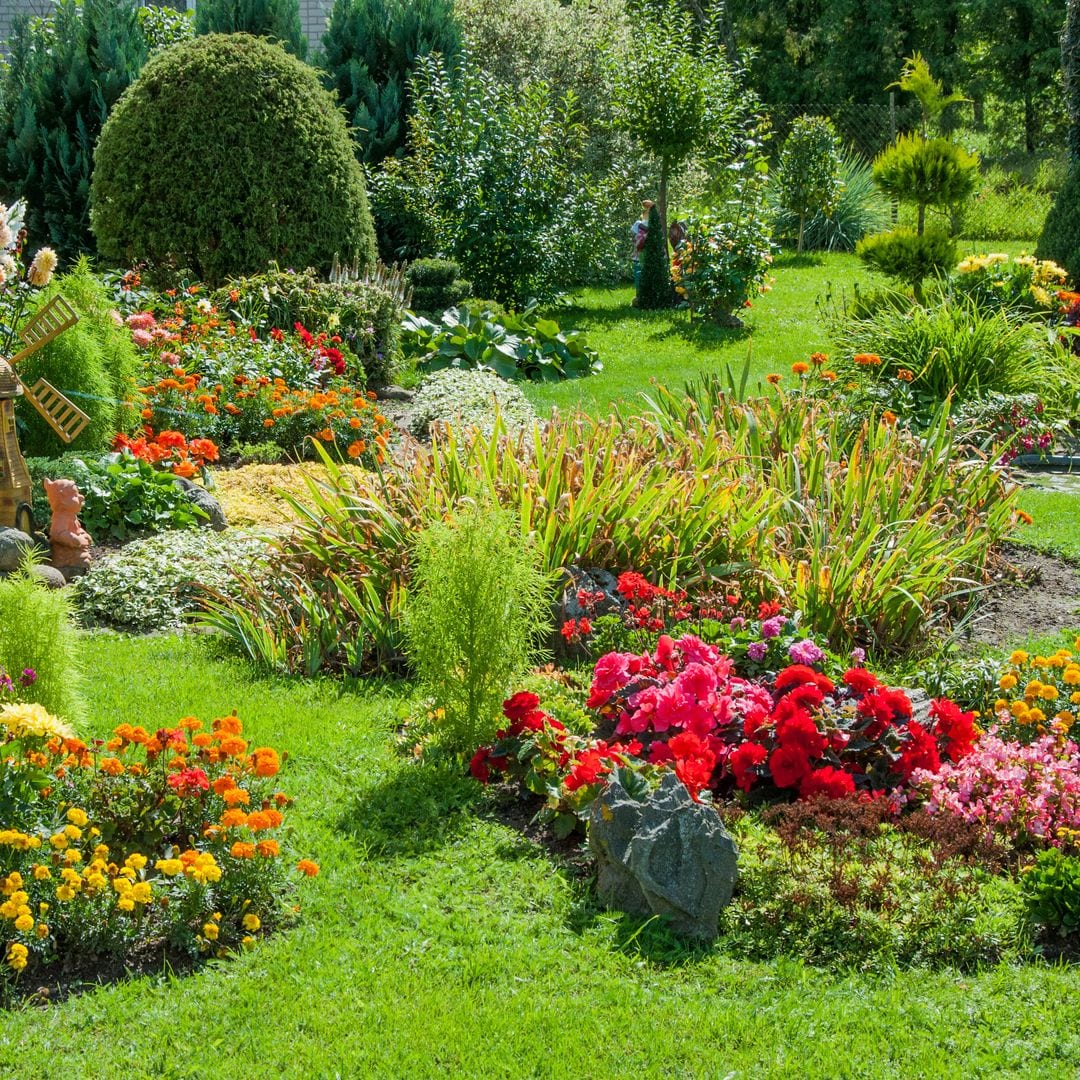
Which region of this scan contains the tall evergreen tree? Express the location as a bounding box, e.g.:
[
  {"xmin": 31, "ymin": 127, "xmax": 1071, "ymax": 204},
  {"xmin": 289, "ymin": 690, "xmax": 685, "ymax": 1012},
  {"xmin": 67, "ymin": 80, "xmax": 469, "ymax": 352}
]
[
  {"xmin": 636, "ymin": 204, "xmax": 671, "ymax": 309},
  {"xmin": 1065, "ymin": 0, "xmax": 1080, "ymax": 161},
  {"xmin": 194, "ymin": 0, "xmax": 306, "ymax": 57},
  {"xmin": 0, "ymin": 0, "xmax": 147, "ymax": 260},
  {"xmin": 320, "ymin": 0, "xmax": 460, "ymax": 164}
]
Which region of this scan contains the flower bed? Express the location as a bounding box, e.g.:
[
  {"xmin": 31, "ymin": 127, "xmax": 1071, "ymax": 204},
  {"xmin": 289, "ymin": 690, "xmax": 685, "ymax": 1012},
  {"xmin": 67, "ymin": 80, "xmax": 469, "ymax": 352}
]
[{"xmin": 0, "ymin": 701, "xmax": 317, "ymax": 996}]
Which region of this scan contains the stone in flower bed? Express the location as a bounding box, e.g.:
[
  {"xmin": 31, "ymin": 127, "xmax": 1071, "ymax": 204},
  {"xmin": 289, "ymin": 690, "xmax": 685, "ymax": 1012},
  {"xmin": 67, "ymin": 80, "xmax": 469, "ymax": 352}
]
[{"xmin": 590, "ymin": 771, "xmax": 738, "ymax": 940}]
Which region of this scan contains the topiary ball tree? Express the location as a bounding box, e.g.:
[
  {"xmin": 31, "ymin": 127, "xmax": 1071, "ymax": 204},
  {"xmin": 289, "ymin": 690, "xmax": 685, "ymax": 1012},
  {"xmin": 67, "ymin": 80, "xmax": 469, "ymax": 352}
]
[{"xmin": 91, "ymin": 34, "xmax": 377, "ymax": 287}]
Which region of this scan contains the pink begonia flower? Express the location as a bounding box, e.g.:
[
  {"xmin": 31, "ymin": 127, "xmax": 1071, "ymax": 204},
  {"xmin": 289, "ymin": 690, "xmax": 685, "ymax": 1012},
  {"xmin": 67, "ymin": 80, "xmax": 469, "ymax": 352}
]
[
  {"xmin": 131, "ymin": 328, "xmax": 153, "ymax": 348},
  {"xmin": 789, "ymin": 638, "xmax": 825, "ymax": 665},
  {"xmin": 126, "ymin": 311, "xmax": 156, "ymax": 331}
]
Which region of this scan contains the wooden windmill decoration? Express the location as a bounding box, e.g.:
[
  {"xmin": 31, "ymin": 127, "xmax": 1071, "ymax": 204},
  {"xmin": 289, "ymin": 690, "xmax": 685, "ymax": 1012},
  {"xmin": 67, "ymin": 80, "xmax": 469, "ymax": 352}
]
[{"xmin": 0, "ymin": 295, "xmax": 86, "ymax": 532}]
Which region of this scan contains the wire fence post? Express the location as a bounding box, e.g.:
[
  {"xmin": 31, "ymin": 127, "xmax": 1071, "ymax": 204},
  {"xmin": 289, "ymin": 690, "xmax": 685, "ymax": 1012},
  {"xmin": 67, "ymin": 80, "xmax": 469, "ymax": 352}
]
[{"xmin": 889, "ymin": 91, "xmax": 898, "ymax": 224}]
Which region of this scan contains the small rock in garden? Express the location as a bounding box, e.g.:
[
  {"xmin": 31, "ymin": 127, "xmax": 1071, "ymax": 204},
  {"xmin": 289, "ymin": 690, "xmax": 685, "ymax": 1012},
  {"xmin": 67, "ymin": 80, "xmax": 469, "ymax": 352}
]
[
  {"xmin": 31, "ymin": 564, "xmax": 68, "ymax": 589},
  {"xmin": 560, "ymin": 566, "xmax": 624, "ymax": 622},
  {"xmin": 174, "ymin": 478, "xmax": 228, "ymax": 531},
  {"xmin": 589, "ymin": 771, "xmax": 738, "ymax": 940},
  {"xmin": 373, "ymin": 385, "xmax": 413, "ymax": 402},
  {"xmin": 0, "ymin": 526, "xmax": 35, "ymax": 571}
]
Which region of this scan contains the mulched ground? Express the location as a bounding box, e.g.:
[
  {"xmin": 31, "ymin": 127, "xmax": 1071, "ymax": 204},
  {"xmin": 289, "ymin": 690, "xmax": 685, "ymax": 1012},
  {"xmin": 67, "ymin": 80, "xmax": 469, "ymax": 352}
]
[{"xmin": 961, "ymin": 543, "xmax": 1080, "ymax": 648}]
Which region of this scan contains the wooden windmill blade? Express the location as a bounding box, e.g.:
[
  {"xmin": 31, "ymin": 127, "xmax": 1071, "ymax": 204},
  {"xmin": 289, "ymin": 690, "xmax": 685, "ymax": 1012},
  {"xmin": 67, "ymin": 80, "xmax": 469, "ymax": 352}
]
[
  {"xmin": 21, "ymin": 377, "xmax": 90, "ymax": 444},
  {"xmin": 9, "ymin": 295, "xmax": 78, "ymax": 366}
]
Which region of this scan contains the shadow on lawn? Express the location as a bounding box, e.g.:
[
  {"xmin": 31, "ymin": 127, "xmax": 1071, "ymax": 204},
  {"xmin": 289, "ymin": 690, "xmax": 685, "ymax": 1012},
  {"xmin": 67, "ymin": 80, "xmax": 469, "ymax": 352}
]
[{"xmin": 339, "ymin": 760, "xmax": 483, "ymax": 858}]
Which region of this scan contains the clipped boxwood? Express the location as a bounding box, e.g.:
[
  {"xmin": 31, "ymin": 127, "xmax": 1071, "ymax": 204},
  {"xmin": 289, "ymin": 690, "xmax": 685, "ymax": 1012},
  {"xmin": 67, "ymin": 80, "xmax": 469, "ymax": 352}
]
[
  {"xmin": 405, "ymin": 258, "xmax": 472, "ymax": 314},
  {"xmin": 91, "ymin": 33, "xmax": 376, "ymax": 286}
]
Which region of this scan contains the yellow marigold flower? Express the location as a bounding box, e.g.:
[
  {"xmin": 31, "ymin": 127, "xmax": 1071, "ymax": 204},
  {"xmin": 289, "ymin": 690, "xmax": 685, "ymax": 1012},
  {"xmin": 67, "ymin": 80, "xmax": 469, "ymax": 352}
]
[
  {"xmin": 62, "ymin": 849, "xmax": 81, "ymax": 865},
  {"xmin": 202, "ymin": 922, "xmax": 219, "ymax": 941},
  {"xmin": 242, "ymin": 935, "xmax": 256, "ymax": 949},
  {"xmin": 31, "ymin": 865, "xmax": 50, "ymax": 881},
  {"xmin": 130, "ymin": 882, "xmax": 152, "ymax": 904},
  {"xmin": 124, "ymin": 853, "xmax": 147, "ymax": 871},
  {"xmin": 999, "ymin": 674, "xmax": 1018, "ymax": 690},
  {"xmin": 242, "ymin": 913, "xmax": 261, "ymax": 932},
  {"xmin": 6, "ymin": 943, "xmax": 27, "ymax": 971},
  {"xmin": 65, "ymin": 808, "xmax": 88, "ymax": 827},
  {"xmin": 155, "ymin": 859, "xmax": 183, "ymax": 877},
  {"xmin": 112, "ymin": 877, "xmax": 132, "ymax": 894},
  {"xmin": 994, "ymin": 699, "xmax": 1009, "ymax": 713},
  {"xmin": 1064, "ymin": 667, "xmax": 1080, "ymax": 686},
  {"xmin": 13, "ymin": 914, "xmax": 33, "ymax": 932},
  {"xmin": 117, "ymin": 896, "xmax": 135, "ymax": 912},
  {"xmin": 1025, "ymin": 680, "xmax": 1044, "ymax": 699},
  {"xmin": 1040, "ymin": 685, "xmax": 1060, "ymax": 701},
  {"xmin": 35, "ymin": 923, "xmax": 48, "ymax": 939},
  {"xmin": 49, "ymin": 834, "xmax": 68, "ymax": 850},
  {"xmin": 56, "ymin": 885, "xmax": 76, "ymax": 902},
  {"xmin": 62, "ymin": 823, "xmax": 81, "ymax": 840},
  {"xmin": 1011, "ymin": 701, "xmax": 1029, "ymax": 719},
  {"xmin": 1070, "ymin": 692, "xmax": 1080, "ymax": 706},
  {"xmin": 1028, "ymin": 707, "xmax": 1047, "ymax": 724},
  {"xmin": 1011, "ymin": 650, "xmax": 1030, "ymax": 666}
]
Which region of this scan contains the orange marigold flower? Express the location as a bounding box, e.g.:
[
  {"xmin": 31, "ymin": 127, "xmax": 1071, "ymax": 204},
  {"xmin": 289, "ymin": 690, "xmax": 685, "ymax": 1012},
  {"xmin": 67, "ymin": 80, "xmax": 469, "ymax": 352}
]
[
  {"xmin": 221, "ymin": 809, "xmax": 248, "ymax": 828},
  {"xmin": 192, "ymin": 733, "xmax": 214, "ymax": 748},
  {"xmin": 318, "ymin": 427, "xmax": 334, "ymax": 442},
  {"xmin": 256, "ymin": 840, "xmax": 280, "ymax": 858},
  {"xmin": 809, "ymin": 352, "xmax": 828, "ymax": 366},
  {"xmin": 765, "ymin": 374, "xmax": 782, "ymax": 385},
  {"xmin": 219, "ymin": 735, "xmax": 248, "ymax": 757},
  {"xmin": 896, "ymin": 368, "xmax": 915, "ymax": 382},
  {"xmin": 246, "ymin": 811, "xmax": 272, "ymax": 832},
  {"xmin": 265, "ymin": 809, "xmax": 284, "ymax": 828},
  {"xmin": 230, "ymin": 842, "xmax": 256, "ymax": 860},
  {"xmin": 140, "ymin": 408, "xmax": 153, "ymax": 420},
  {"xmin": 263, "ymin": 419, "xmax": 275, "ymax": 428},
  {"xmin": 223, "ymin": 787, "xmax": 250, "ymax": 806},
  {"xmin": 791, "ymin": 362, "xmax": 810, "ymax": 376},
  {"xmin": 214, "ymin": 715, "xmax": 243, "ymax": 736},
  {"xmin": 225, "ymin": 403, "xmax": 241, "ymax": 416},
  {"xmin": 348, "ymin": 416, "xmax": 362, "ymax": 429},
  {"xmin": 1017, "ymin": 509, "xmax": 1034, "ymax": 525},
  {"xmin": 882, "ymin": 410, "xmax": 898, "ymax": 425},
  {"xmin": 211, "ymin": 775, "xmax": 235, "ymax": 795},
  {"xmin": 296, "ymin": 860, "xmax": 319, "ymax": 877},
  {"xmin": 853, "ymin": 353, "xmax": 881, "ymax": 366},
  {"xmin": 100, "ymin": 757, "xmax": 125, "ymax": 777},
  {"xmin": 251, "ymin": 748, "xmax": 280, "ymax": 778},
  {"xmin": 347, "ymin": 440, "xmax": 366, "ymax": 458},
  {"xmin": 821, "ymin": 371, "xmax": 837, "ymax": 381}
]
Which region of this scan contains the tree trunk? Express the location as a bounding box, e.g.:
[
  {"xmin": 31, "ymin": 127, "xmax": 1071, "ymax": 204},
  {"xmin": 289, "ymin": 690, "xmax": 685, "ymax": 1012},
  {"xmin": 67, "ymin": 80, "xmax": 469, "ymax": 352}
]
[
  {"xmin": 917, "ymin": 203, "xmax": 925, "ymax": 237},
  {"xmin": 1065, "ymin": 0, "xmax": 1080, "ymax": 161},
  {"xmin": 797, "ymin": 213, "xmax": 805, "ymax": 254},
  {"xmin": 1024, "ymin": 90, "xmax": 1036, "ymax": 155}
]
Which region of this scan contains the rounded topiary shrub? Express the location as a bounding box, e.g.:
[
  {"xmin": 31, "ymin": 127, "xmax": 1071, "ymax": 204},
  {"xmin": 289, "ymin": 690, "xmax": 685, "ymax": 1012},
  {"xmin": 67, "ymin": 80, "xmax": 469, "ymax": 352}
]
[
  {"xmin": 408, "ymin": 368, "xmax": 536, "ymax": 439},
  {"xmin": 90, "ymin": 33, "xmax": 376, "ymax": 286}
]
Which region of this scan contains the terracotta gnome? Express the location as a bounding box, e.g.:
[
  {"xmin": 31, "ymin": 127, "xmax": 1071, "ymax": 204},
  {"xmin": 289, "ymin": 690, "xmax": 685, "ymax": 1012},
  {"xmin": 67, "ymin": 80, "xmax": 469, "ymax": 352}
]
[{"xmin": 44, "ymin": 477, "xmax": 92, "ymax": 578}]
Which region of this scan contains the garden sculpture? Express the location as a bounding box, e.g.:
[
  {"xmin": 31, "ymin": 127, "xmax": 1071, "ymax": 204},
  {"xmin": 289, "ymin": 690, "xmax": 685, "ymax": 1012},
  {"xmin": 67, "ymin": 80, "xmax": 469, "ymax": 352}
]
[
  {"xmin": 0, "ymin": 295, "xmax": 85, "ymax": 532},
  {"xmin": 44, "ymin": 476, "xmax": 92, "ymax": 577}
]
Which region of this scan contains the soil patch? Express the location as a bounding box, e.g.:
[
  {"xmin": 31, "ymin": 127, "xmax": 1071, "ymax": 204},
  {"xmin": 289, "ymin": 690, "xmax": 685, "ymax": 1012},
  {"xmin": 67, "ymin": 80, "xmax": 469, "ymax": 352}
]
[{"xmin": 962, "ymin": 543, "xmax": 1080, "ymax": 647}]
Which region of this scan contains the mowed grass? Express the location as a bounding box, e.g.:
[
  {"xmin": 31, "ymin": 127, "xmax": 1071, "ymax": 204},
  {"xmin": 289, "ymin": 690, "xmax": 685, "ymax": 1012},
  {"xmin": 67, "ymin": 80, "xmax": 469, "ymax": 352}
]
[
  {"xmin": 6, "ymin": 633, "xmax": 1080, "ymax": 1078},
  {"xmin": 527, "ymin": 241, "xmax": 1035, "ymax": 418},
  {"xmin": 1015, "ymin": 484, "xmax": 1080, "ymax": 563}
]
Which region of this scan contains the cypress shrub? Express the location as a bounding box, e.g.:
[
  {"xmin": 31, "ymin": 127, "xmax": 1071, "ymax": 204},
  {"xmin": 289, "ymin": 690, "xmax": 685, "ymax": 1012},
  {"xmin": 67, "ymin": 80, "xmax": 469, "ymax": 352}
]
[
  {"xmin": 91, "ymin": 34, "xmax": 377, "ymax": 287},
  {"xmin": 0, "ymin": 0, "xmax": 148, "ymax": 260},
  {"xmin": 636, "ymin": 204, "xmax": 671, "ymax": 309},
  {"xmin": 320, "ymin": 0, "xmax": 461, "ymax": 164},
  {"xmin": 194, "ymin": 0, "xmax": 306, "ymax": 57},
  {"xmin": 1037, "ymin": 165, "xmax": 1080, "ymax": 282}
]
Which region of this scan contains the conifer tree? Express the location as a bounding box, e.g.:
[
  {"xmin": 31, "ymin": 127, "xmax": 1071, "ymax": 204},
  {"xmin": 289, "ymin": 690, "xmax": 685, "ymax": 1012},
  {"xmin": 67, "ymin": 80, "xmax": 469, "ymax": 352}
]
[
  {"xmin": 320, "ymin": 0, "xmax": 460, "ymax": 164},
  {"xmin": 636, "ymin": 204, "xmax": 671, "ymax": 309},
  {"xmin": 0, "ymin": 0, "xmax": 147, "ymax": 259},
  {"xmin": 194, "ymin": 0, "xmax": 306, "ymax": 57}
]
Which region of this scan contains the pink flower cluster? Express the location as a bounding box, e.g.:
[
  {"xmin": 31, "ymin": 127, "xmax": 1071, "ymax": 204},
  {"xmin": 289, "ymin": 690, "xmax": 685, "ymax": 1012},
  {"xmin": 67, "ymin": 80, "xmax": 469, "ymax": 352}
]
[{"xmin": 914, "ymin": 733, "xmax": 1080, "ymax": 846}]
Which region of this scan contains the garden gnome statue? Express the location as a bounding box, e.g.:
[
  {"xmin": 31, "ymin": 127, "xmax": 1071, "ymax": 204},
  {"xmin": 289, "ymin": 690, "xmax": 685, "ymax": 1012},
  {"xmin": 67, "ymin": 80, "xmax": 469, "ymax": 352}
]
[{"xmin": 44, "ymin": 477, "xmax": 92, "ymax": 579}]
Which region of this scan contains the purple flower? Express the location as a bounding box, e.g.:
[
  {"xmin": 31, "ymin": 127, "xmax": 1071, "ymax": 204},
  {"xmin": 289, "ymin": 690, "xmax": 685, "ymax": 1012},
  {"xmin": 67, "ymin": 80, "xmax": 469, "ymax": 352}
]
[
  {"xmin": 788, "ymin": 639, "xmax": 825, "ymax": 665},
  {"xmin": 19, "ymin": 669, "xmax": 36, "ymax": 687},
  {"xmin": 850, "ymin": 647, "xmax": 866, "ymax": 664},
  {"xmin": 729, "ymin": 617, "xmax": 746, "ymax": 632},
  {"xmin": 761, "ymin": 616, "xmax": 785, "ymax": 640},
  {"xmin": 747, "ymin": 641, "xmax": 768, "ymax": 662}
]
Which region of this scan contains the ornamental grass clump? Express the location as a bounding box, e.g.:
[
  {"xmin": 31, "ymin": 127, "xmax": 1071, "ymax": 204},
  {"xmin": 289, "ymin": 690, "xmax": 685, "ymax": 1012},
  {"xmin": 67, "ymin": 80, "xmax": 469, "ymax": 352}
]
[{"xmin": 403, "ymin": 505, "xmax": 553, "ymax": 755}]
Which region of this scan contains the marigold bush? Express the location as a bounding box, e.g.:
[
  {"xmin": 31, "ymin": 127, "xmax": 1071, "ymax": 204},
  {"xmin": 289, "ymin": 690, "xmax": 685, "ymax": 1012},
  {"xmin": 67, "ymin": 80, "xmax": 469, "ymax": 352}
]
[{"xmin": 0, "ymin": 705, "xmax": 317, "ymax": 994}]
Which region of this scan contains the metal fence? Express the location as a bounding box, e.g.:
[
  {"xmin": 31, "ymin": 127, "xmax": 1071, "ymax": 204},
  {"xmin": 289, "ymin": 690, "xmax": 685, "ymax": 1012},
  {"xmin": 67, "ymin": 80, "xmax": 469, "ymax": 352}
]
[{"xmin": 763, "ymin": 102, "xmax": 903, "ymax": 162}]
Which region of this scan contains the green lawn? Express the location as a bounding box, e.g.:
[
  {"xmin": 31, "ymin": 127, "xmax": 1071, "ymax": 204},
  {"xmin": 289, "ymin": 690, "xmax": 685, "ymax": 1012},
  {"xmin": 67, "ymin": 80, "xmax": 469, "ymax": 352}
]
[
  {"xmin": 6, "ymin": 633, "xmax": 1080, "ymax": 1078},
  {"xmin": 1015, "ymin": 484, "xmax": 1080, "ymax": 562},
  {"xmin": 526, "ymin": 241, "xmax": 1034, "ymax": 417}
]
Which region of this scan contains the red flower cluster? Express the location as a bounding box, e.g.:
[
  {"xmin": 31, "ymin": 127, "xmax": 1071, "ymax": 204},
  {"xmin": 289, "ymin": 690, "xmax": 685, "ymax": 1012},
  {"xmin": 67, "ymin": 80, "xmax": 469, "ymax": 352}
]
[
  {"xmin": 295, "ymin": 321, "xmax": 346, "ymax": 376},
  {"xmin": 113, "ymin": 428, "xmax": 219, "ymax": 479}
]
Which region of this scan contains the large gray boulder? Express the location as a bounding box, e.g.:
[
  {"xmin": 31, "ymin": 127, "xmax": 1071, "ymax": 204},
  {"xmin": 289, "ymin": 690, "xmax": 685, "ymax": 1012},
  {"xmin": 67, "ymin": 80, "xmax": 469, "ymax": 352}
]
[
  {"xmin": 174, "ymin": 478, "xmax": 227, "ymax": 532},
  {"xmin": 0, "ymin": 527, "xmax": 35, "ymax": 572},
  {"xmin": 588, "ymin": 771, "xmax": 738, "ymax": 940}
]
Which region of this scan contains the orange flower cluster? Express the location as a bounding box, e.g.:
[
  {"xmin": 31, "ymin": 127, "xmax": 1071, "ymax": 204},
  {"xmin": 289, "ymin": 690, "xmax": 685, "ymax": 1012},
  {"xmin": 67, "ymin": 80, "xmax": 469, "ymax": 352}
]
[{"xmin": 112, "ymin": 428, "xmax": 219, "ymax": 478}]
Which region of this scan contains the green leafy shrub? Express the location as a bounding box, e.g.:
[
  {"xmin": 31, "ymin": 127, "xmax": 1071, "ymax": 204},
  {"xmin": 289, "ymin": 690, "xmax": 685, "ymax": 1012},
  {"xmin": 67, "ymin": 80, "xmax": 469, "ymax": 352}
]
[
  {"xmin": 74, "ymin": 530, "xmax": 272, "ymax": 633},
  {"xmin": 401, "ymin": 305, "xmax": 602, "ymax": 381},
  {"xmin": 404, "ymin": 258, "xmax": 472, "ymax": 314},
  {"xmin": 320, "ymin": 0, "xmax": 461, "ymax": 164},
  {"xmin": 408, "ymin": 368, "xmax": 536, "ymax": 438},
  {"xmin": 212, "ymin": 267, "xmax": 403, "ymax": 387},
  {"xmin": 403, "ymin": 504, "xmax": 552, "ymax": 754},
  {"xmin": 773, "ymin": 150, "xmax": 887, "ymax": 253},
  {"xmin": 65, "ymin": 454, "xmax": 207, "ymax": 541},
  {"xmin": 1021, "ymin": 848, "xmax": 1080, "ymax": 937},
  {"xmin": 15, "ymin": 259, "xmax": 141, "ymax": 457},
  {"xmin": 775, "ymin": 116, "xmax": 844, "ymax": 253},
  {"xmin": 1037, "ymin": 165, "xmax": 1080, "ymax": 282},
  {"xmin": 0, "ymin": 564, "xmax": 83, "ymax": 722},
  {"xmin": 91, "ymin": 34, "xmax": 376, "ymax": 287},
  {"xmin": 194, "ymin": 0, "xmax": 306, "ymax": 56},
  {"xmin": 0, "ymin": 0, "xmax": 148, "ymax": 259},
  {"xmin": 873, "ymin": 137, "xmax": 979, "ymax": 234},
  {"xmin": 138, "ymin": 3, "xmax": 194, "ymax": 52},
  {"xmin": 856, "ymin": 227, "xmax": 957, "ymax": 302},
  {"xmin": 636, "ymin": 204, "xmax": 671, "ymax": 310},
  {"xmin": 369, "ymin": 53, "xmax": 603, "ymax": 306}
]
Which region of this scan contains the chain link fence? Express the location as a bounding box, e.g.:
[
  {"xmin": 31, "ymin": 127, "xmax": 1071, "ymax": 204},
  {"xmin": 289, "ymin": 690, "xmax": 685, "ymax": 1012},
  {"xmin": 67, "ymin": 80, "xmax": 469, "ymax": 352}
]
[{"xmin": 763, "ymin": 102, "xmax": 906, "ymax": 162}]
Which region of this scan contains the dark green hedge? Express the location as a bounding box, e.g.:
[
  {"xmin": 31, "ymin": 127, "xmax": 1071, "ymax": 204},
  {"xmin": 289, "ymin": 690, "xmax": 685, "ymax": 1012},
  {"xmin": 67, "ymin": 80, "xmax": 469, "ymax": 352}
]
[{"xmin": 91, "ymin": 34, "xmax": 376, "ymax": 287}]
